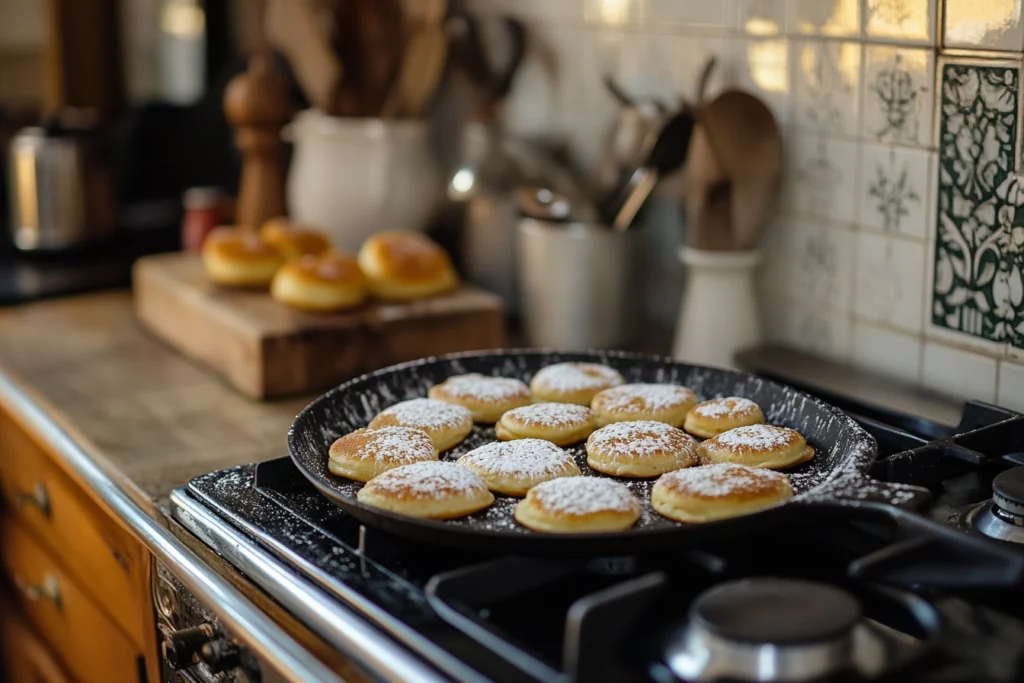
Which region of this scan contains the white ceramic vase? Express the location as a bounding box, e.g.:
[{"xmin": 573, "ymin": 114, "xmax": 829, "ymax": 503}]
[
  {"xmin": 285, "ymin": 109, "xmax": 442, "ymax": 252},
  {"xmin": 672, "ymin": 247, "xmax": 762, "ymax": 369}
]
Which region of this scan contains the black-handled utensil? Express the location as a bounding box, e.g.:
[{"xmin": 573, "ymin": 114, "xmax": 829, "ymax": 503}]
[{"xmin": 601, "ymin": 110, "xmax": 695, "ymax": 230}]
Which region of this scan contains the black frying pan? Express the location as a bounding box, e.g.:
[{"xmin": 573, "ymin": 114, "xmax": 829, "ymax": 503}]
[{"xmin": 288, "ymin": 350, "xmax": 916, "ymax": 555}]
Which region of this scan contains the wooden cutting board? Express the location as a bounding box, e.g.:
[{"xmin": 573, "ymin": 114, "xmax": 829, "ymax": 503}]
[{"xmin": 132, "ymin": 252, "xmax": 506, "ymax": 399}]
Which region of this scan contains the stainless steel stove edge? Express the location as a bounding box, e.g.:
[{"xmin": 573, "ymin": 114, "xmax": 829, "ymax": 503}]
[{"xmin": 170, "ymin": 486, "xmax": 456, "ymax": 683}]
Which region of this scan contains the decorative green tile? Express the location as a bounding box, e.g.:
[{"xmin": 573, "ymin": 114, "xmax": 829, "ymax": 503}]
[{"xmin": 933, "ymin": 61, "xmax": 1024, "ymax": 348}]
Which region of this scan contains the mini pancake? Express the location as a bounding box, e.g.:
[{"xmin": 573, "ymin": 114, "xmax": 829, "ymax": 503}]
[
  {"xmin": 586, "ymin": 420, "xmax": 700, "ymax": 477},
  {"xmin": 201, "ymin": 226, "xmax": 284, "ymax": 287},
  {"xmin": 456, "ymin": 439, "xmax": 580, "ymax": 496},
  {"xmin": 514, "ymin": 477, "xmax": 641, "ymax": 533},
  {"xmin": 357, "ymin": 230, "xmax": 458, "ymax": 300},
  {"xmin": 591, "ymin": 383, "xmax": 697, "ymax": 427},
  {"xmin": 495, "ymin": 403, "xmax": 596, "ymax": 447},
  {"xmin": 368, "ymin": 398, "xmax": 474, "ymax": 452},
  {"xmin": 651, "ymin": 463, "xmax": 793, "ymax": 523},
  {"xmin": 698, "ymin": 424, "xmax": 814, "ymax": 470},
  {"xmin": 428, "ymin": 374, "xmax": 532, "ymax": 423},
  {"xmin": 327, "ymin": 426, "xmax": 436, "ymax": 482},
  {"xmin": 356, "ymin": 461, "xmax": 494, "ymax": 519},
  {"xmin": 529, "ymin": 362, "xmax": 625, "ymax": 405},
  {"xmin": 684, "ymin": 397, "xmax": 766, "ymax": 439},
  {"xmin": 270, "ymin": 251, "xmax": 367, "ymax": 312}
]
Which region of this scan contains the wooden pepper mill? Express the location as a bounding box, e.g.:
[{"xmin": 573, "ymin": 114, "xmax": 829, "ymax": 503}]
[{"xmin": 223, "ymin": 51, "xmax": 290, "ymax": 230}]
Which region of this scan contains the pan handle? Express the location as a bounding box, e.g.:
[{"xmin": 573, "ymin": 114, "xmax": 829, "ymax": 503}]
[{"xmin": 806, "ymin": 470, "xmax": 932, "ymax": 511}]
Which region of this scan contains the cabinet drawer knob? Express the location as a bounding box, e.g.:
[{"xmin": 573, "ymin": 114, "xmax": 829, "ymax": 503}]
[
  {"xmin": 14, "ymin": 573, "xmax": 62, "ymax": 611},
  {"xmin": 15, "ymin": 482, "xmax": 51, "ymax": 518}
]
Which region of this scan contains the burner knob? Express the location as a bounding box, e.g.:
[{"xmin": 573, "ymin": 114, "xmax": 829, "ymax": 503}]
[
  {"xmin": 200, "ymin": 638, "xmax": 242, "ymax": 673},
  {"xmin": 162, "ymin": 624, "xmax": 215, "ymax": 670},
  {"xmin": 993, "ymin": 468, "xmax": 1024, "ymax": 516}
]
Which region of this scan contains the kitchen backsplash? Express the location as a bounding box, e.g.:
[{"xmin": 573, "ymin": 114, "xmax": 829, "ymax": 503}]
[{"xmin": 467, "ymin": 0, "xmax": 1024, "ymax": 410}]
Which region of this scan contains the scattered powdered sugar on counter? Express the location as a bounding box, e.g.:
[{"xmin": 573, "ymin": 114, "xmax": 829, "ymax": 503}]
[
  {"xmin": 363, "ymin": 461, "xmax": 487, "ymax": 499},
  {"xmin": 712, "ymin": 424, "xmax": 795, "ymax": 450},
  {"xmin": 531, "ymin": 363, "xmax": 624, "ymax": 392},
  {"xmin": 595, "ymin": 384, "xmax": 696, "ymax": 412},
  {"xmin": 530, "ymin": 477, "xmax": 639, "ymax": 515},
  {"xmin": 435, "ymin": 374, "xmax": 529, "ymax": 401},
  {"xmin": 692, "ymin": 397, "xmax": 760, "ymax": 418},
  {"xmin": 503, "ymin": 402, "xmax": 592, "ymax": 428},
  {"xmin": 658, "ymin": 463, "xmax": 790, "ymax": 498},
  {"xmin": 373, "ymin": 398, "xmax": 471, "ymax": 430},
  {"xmin": 458, "ymin": 439, "xmax": 575, "ymax": 477},
  {"xmin": 588, "ymin": 421, "xmax": 695, "ymax": 458}
]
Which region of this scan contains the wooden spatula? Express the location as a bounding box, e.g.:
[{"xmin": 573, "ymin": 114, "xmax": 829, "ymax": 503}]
[
  {"xmin": 381, "ymin": 22, "xmax": 449, "ymax": 118},
  {"xmin": 264, "ymin": 0, "xmax": 343, "ymax": 112}
]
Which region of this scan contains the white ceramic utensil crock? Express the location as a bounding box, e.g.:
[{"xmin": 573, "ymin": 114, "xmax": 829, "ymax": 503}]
[
  {"xmin": 672, "ymin": 247, "xmax": 762, "ymax": 369},
  {"xmin": 286, "ymin": 109, "xmax": 442, "ymax": 252}
]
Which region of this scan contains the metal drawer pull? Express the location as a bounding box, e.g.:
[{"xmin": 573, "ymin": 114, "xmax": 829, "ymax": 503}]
[
  {"xmin": 14, "ymin": 573, "xmax": 62, "ymax": 610},
  {"xmin": 15, "ymin": 481, "xmax": 51, "ymax": 518}
]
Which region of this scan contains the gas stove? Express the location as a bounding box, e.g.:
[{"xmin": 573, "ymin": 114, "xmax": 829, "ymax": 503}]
[{"xmin": 168, "ymin": 395, "xmax": 1024, "ymax": 683}]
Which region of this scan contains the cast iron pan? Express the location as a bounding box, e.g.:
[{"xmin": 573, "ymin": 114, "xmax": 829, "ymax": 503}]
[{"xmin": 289, "ymin": 350, "xmax": 918, "ymax": 555}]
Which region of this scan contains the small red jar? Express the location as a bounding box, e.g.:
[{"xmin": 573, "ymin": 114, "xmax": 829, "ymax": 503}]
[{"xmin": 182, "ymin": 187, "xmax": 224, "ymax": 252}]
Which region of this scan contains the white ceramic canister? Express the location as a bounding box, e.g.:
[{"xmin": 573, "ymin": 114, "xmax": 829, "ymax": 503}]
[
  {"xmin": 672, "ymin": 247, "xmax": 762, "ymax": 369},
  {"xmin": 285, "ymin": 109, "xmax": 443, "ymax": 252},
  {"xmin": 516, "ymin": 217, "xmax": 636, "ymax": 349}
]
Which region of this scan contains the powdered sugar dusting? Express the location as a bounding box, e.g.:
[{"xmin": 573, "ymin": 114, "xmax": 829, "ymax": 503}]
[
  {"xmin": 657, "ymin": 463, "xmax": 790, "ymax": 498},
  {"xmin": 434, "ymin": 374, "xmax": 529, "ymax": 402},
  {"xmin": 363, "ymin": 461, "xmax": 487, "ymax": 499},
  {"xmin": 372, "ymin": 398, "xmax": 471, "ymax": 430},
  {"xmin": 692, "ymin": 396, "xmax": 761, "ymax": 419},
  {"xmin": 712, "ymin": 424, "xmax": 797, "ymax": 451},
  {"xmin": 502, "ymin": 403, "xmax": 593, "ymax": 428},
  {"xmin": 458, "ymin": 439, "xmax": 577, "ymax": 478},
  {"xmin": 588, "ymin": 421, "xmax": 697, "ymax": 460},
  {"xmin": 329, "ymin": 427, "xmax": 434, "ymax": 465},
  {"xmin": 531, "ymin": 363, "xmax": 624, "ymax": 392},
  {"xmin": 529, "ymin": 477, "xmax": 639, "ymax": 516},
  {"xmin": 594, "ymin": 383, "xmax": 696, "ymax": 413}
]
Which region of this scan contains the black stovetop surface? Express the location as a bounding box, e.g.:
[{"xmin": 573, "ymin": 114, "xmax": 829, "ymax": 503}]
[{"xmin": 180, "ymin": 398, "xmax": 1024, "ymax": 683}]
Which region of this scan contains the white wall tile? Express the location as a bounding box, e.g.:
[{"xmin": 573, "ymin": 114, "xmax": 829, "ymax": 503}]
[
  {"xmin": 858, "ymin": 143, "xmax": 930, "ymax": 237},
  {"xmin": 864, "ymin": 0, "xmax": 934, "ymax": 43},
  {"xmin": 732, "ymin": 37, "xmax": 792, "ymax": 126},
  {"xmin": 789, "ymin": 0, "xmax": 861, "ymax": 36},
  {"xmin": 736, "ymin": 0, "xmax": 787, "ymax": 34},
  {"xmin": 852, "ymin": 322, "xmax": 923, "ymax": 383},
  {"xmin": 792, "ymin": 40, "xmax": 863, "ymax": 136},
  {"xmin": 998, "ymin": 361, "xmax": 1024, "ymax": 411},
  {"xmin": 861, "ymin": 46, "xmax": 933, "ymax": 148},
  {"xmin": 789, "ymin": 220, "xmax": 856, "ymax": 312},
  {"xmin": 643, "ymin": 0, "xmax": 732, "ymax": 28},
  {"xmin": 944, "ymin": 0, "xmax": 1024, "ymax": 52},
  {"xmin": 854, "ymin": 232, "xmax": 926, "ymax": 332},
  {"xmin": 922, "ymin": 342, "xmax": 998, "ymax": 401},
  {"xmin": 789, "ymin": 306, "xmax": 853, "ymax": 360},
  {"xmin": 787, "ymin": 133, "xmax": 860, "ymax": 224}
]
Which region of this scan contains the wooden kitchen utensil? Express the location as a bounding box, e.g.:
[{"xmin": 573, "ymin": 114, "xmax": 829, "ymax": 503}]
[
  {"xmin": 264, "ymin": 0, "xmax": 343, "ymax": 113},
  {"xmin": 681, "ymin": 90, "xmax": 782, "ymax": 251},
  {"xmin": 132, "ymin": 253, "xmax": 506, "ymax": 400},
  {"xmin": 381, "ymin": 21, "xmax": 449, "ymax": 118}
]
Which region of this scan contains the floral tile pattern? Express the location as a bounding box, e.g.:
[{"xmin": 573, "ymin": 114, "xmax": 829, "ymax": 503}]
[
  {"xmin": 787, "ymin": 133, "xmax": 859, "ymax": 223},
  {"xmin": 793, "ymin": 40, "xmax": 862, "ymax": 135},
  {"xmin": 862, "ymin": 46, "xmax": 932, "ymax": 147},
  {"xmin": 860, "ymin": 143, "xmax": 930, "ymax": 237},
  {"xmin": 932, "ymin": 61, "xmax": 1024, "ymax": 349}
]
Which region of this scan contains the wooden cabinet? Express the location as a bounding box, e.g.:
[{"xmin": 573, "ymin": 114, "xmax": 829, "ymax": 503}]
[
  {"xmin": 0, "ymin": 408, "xmax": 157, "ymax": 682},
  {"xmin": 0, "ymin": 410, "xmax": 149, "ymax": 643},
  {"xmin": 0, "ymin": 592, "xmax": 73, "ymax": 683}
]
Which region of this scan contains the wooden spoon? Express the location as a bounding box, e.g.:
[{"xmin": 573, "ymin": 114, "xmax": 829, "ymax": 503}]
[
  {"xmin": 264, "ymin": 0, "xmax": 343, "ymax": 113},
  {"xmin": 381, "ymin": 22, "xmax": 449, "ymax": 118}
]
